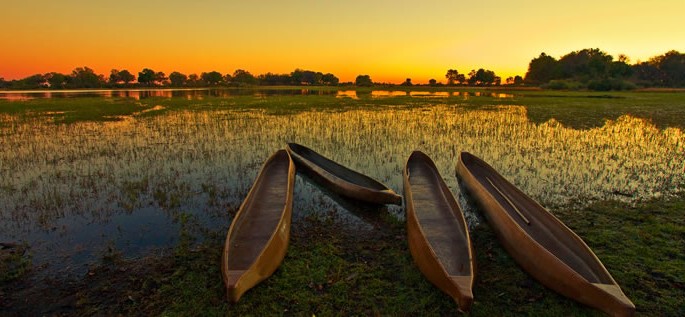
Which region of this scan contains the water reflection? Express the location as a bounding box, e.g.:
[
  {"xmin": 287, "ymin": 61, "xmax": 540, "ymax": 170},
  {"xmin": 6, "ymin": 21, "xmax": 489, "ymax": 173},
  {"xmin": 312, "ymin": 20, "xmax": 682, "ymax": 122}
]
[
  {"xmin": 0, "ymin": 89, "xmax": 517, "ymax": 101},
  {"xmin": 0, "ymin": 88, "xmax": 345, "ymax": 101},
  {"xmin": 369, "ymin": 90, "xmax": 514, "ymax": 98},
  {"xmin": 0, "ymin": 104, "xmax": 682, "ymax": 276},
  {"xmin": 336, "ymin": 90, "xmax": 359, "ymax": 99},
  {"xmin": 409, "ymin": 91, "xmax": 450, "ymax": 97},
  {"xmin": 372, "ymin": 91, "xmax": 409, "ymax": 97}
]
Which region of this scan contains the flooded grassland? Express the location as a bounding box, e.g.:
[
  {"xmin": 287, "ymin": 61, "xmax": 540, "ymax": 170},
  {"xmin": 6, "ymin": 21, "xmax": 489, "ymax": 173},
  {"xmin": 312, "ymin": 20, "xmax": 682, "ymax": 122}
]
[{"xmin": 0, "ymin": 89, "xmax": 683, "ymax": 316}]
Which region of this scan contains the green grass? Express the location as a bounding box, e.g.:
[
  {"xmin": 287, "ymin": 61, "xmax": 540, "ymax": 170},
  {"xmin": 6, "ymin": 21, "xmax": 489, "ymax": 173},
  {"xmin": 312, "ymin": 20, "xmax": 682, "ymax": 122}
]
[
  {"xmin": 2, "ymin": 88, "xmax": 684, "ymax": 129},
  {"xmin": 1, "ymin": 88, "xmax": 683, "ymax": 315},
  {"xmin": 0, "ymin": 243, "xmax": 31, "ymax": 283},
  {"xmin": 557, "ymin": 196, "xmax": 685, "ymax": 316},
  {"xmin": 0, "ymin": 97, "xmax": 154, "ymax": 124},
  {"xmin": 44, "ymin": 194, "xmax": 680, "ymax": 316}
]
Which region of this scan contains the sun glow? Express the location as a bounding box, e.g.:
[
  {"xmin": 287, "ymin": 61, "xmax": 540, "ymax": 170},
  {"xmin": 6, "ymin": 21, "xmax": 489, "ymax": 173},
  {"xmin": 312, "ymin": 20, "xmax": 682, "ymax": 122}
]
[{"xmin": 1, "ymin": 1, "xmax": 684, "ymax": 83}]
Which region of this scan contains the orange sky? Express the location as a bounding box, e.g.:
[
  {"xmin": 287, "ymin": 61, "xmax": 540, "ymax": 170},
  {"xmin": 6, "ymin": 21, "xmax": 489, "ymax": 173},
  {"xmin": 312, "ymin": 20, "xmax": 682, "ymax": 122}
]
[{"xmin": 1, "ymin": 1, "xmax": 684, "ymax": 84}]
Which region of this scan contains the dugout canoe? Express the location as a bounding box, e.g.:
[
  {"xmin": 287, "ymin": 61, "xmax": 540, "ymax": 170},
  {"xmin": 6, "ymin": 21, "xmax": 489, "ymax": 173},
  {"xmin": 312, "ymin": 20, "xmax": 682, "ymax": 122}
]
[
  {"xmin": 404, "ymin": 151, "xmax": 475, "ymax": 311},
  {"xmin": 456, "ymin": 152, "xmax": 635, "ymax": 317},
  {"xmin": 222, "ymin": 149, "xmax": 296, "ymax": 303},
  {"xmin": 286, "ymin": 143, "xmax": 402, "ymax": 205}
]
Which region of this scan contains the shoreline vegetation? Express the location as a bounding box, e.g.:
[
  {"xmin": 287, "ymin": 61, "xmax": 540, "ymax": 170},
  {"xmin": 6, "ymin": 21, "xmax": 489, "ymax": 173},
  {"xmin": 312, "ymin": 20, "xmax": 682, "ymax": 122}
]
[
  {"xmin": 3, "ymin": 88, "xmax": 685, "ymax": 130},
  {"xmin": 0, "ymin": 91, "xmax": 683, "ymax": 316},
  {"xmin": 3, "ymin": 85, "xmax": 685, "ymax": 93},
  {"xmin": 2, "ymin": 194, "xmax": 683, "ymax": 316},
  {"xmin": 1, "ymin": 48, "xmax": 684, "ymax": 91}
]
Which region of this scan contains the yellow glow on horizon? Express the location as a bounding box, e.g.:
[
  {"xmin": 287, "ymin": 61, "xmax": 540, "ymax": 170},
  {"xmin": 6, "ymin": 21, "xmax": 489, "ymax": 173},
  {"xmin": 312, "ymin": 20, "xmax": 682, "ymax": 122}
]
[{"xmin": 1, "ymin": 1, "xmax": 684, "ymax": 83}]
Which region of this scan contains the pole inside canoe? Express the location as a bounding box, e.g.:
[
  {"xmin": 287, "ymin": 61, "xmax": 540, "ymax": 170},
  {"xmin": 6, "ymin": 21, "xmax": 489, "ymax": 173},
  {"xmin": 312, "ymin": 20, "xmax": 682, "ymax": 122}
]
[{"xmin": 486, "ymin": 177, "xmax": 531, "ymax": 225}]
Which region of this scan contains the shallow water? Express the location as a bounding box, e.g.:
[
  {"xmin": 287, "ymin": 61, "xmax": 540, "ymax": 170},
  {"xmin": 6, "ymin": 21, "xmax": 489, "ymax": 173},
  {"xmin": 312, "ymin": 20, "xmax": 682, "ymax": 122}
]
[
  {"xmin": 0, "ymin": 88, "xmax": 516, "ymax": 101},
  {"xmin": 0, "ymin": 94, "xmax": 683, "ymax": 277}
]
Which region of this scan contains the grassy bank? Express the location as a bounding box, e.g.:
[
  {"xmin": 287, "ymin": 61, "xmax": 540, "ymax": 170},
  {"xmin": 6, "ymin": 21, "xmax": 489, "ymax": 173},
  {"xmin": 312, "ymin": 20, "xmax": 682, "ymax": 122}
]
[
  {"xmin": 1, "ymin": 89, "xmax": 683, "ymax": 316},
  {"xmin": 2, "ymin": 193, "xmax": 682, "ymax": 316}
]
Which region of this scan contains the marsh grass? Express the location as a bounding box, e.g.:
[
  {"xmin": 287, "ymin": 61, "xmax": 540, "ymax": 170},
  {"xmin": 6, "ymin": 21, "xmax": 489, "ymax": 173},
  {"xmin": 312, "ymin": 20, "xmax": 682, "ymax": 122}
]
[
  {"xmin": 0, "ymin": 89, "xmax": 683, "ymax": 315},
  {"xmin": 3, "ymin": 89, "xmax": 685, "ymax": 129},
  {"xmin": 0, "ymin": 243, "xmax": 31, "ymax": 283},
  {"xmin": 0, "ymin": 97, "xmax": 154, "ymax": 124},
  {"xmin": 58, "ymin": 193, "xmax": 682, "ymax": 316}
]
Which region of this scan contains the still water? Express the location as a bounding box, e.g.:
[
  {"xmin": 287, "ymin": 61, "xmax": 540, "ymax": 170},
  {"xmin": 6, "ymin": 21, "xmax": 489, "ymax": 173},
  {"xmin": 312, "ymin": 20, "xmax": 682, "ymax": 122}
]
[
  {"xmin": 0, "ymin": 90, "xmax": 683, "ymax": 277},
  {"xmin": 0, "ymin": 88, "xmax": 512, "ymax": 101}
]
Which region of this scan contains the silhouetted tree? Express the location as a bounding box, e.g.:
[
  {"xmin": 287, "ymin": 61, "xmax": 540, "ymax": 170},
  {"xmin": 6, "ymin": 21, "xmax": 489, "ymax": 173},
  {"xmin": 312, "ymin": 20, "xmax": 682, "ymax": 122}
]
[
  {"xmin": 618, "ymin": 54, "xmax": 630, "ymax": 64},
  {"xmin": 138, "ymin": 68, "xmax": 156, "ymax": 86},
  {"xmin": 290, "ymin": 69, "xmax": 305, "ymax": 84},
  {"xmin": 525, "ymin": 53, "xmax": 560, "ymax": 85},
  {"xmin": 70, "ymin": 67, "xmax": 104, "ymax": 88},
  {"xmin": 257, "ymin": 73, "xmax": 288, "ymax": 85},
  {"xmin": 429, "ymin": 78, "xmax": 437, "ymax": 86},
  {"xmin": 232, "ymin": 69, "xmax": 257, "ymax": 85},
  {"xmin": 169, "ymin": 71, "xmax": 188, "ymax": 86},
  {"xmin": 401, "ymin": 78, "xmax": 413, "ymax": 86},
  {"xmin": 321, "ymin": 73, "xmax": 339, "ymax": 86},
  {"xmin": 201, "ymin": 71, "xmax": 223, "ymax": 86},
  {"xmin": 513, "ymin": 75, "xmax": 524, "ymax": 86},
  {"xmin": 223, "ymin": 73, "xmax": 233, "ymax": 84},
  {"xmin": 355, "ymin": 75, "xmax": 373, "ymax": 87},
  {"xmin": 467, "ymin": 70, "xmax": 477, "ymax": 85},
  {"xmin": 154, "ymin": 72, "xmax": 168, "ymax": 86},
  {"xmin": 109, "ymin": 69, "xmax": 121, "ymax": 85},
  {"xmin": 45, "ymin": 72, "xmax": 68, "ymax": 89},
  {"xmin": 456, "ymin": 74, "xmax": 466, "ymax": 85},
  {"xmin": 12, "ymin": 74, "xmax": 47, "ymax": 89},
  {"xmin": 558, "ymin": 48, "xmax": 613, "ymax": 79},
  {"xmin": 187, "ymin": 74, "xmax": 200, "ymax": 87},
  {"xmin": 610, "ymin": 59, "xmax": 633, "ymax": 79},
  {"xmin": 468, "ymin": 69, "xmax": 497, "ymax": 86},
  {"xmin": 291, "ymin": 69, "xmax": 325, "ymax": 85},
  {"xmin": 0, "ymin": 77, "xmax": 6, "ymax": 89},
  {"xmin": 445, "ymin": 69, "xmax": 460, "ymax": 85},
  {"xmin": 526, "ymin": 49, "xmax": 639, "ymax": 89},
  {"xmin": 109, "ymin": 69, "xmax": 135, "ymax": 86},
  {"xmin": 310, "ymin": 72, "xmax": 323, "ymax": 85},
  {"xmin": 118, "ymin": 70, "xmax": 135, "ymax": 86},
  {"xmin": 650, "ymin": 50, "xmax": 685, "ymax": 86}
]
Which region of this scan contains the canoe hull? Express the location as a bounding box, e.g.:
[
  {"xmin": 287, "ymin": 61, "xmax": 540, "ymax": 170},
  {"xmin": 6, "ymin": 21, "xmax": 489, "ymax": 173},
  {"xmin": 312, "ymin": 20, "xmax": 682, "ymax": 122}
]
[
  {"xmin": 456, "ymin": 152, "xmax": 634, "ymax": 317},
  {"xmin": 404, "ymin": 151, "xmax": 475, "ymax": 311},
  {"xmin": 286, "ymin": 143, "xmax": 402, "ymax": 205},
  {"xmin": 222, "ymin": 150, "xmax": 296, "ymax": 303}
]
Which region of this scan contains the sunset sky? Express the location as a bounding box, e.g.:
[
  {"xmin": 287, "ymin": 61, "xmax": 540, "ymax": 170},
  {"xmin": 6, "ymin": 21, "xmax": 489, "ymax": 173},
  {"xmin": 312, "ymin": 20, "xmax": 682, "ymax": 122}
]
[{"xmin": 2, "ymin": 0, "xmax": 684, "ymax": 84}]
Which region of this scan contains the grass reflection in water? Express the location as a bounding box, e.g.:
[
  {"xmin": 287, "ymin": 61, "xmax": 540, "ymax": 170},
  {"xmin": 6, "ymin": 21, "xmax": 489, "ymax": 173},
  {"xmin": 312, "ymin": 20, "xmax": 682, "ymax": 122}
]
[{"xmin": 0, "ymin": 104, "xmax": 682, "ymax": 274}]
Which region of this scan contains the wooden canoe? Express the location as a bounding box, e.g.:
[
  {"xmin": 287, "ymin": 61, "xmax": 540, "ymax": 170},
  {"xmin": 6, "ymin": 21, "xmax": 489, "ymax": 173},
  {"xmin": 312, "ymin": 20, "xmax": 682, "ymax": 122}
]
[
  {"xmin": 404, "ymin": 151, "xmax": 475, "ymax": 311},
  {"xmin": 456, "ymin": 152, "xmax": 635, "ymax": 317},
  {"xmin": 297, "ymin": 172, "xmax": 389, "ymax": 227},
  {"xmin": 222, "ymin": 149, "xmax": 296, "ymax": 303},
  {"xmin": 286, "ymin": 143, "xmax": 402, "ymax": 205}
]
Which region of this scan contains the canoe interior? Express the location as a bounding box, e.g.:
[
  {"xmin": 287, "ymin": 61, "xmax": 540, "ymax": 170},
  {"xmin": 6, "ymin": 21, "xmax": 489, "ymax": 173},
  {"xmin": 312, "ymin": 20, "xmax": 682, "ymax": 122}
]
[
  {"xmin": 226, "ymin": 150, "xmax": 292, "ymax": 271},
  {"xmin": 287, "ymin": 143, "xmax": 388, "ymax": 191},
  {"xmin": 408, "ymin": 153, "xmax": 471, "ymax": 276},
  {"xmin": 460, "ymin": 152, "xmax": 613, "ymax": 284}
]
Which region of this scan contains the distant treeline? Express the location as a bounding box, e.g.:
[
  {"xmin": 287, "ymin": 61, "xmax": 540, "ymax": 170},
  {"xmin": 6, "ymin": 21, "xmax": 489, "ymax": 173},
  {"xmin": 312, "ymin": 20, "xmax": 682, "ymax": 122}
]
[
  {"xmin": 0, "ymin": 68, "xmax": 341, "ymax": 90},
  {"xmin": 524, "ymin": 49, "xmax": 685, "ymax": 90},
  {"xmin": 0, "ymin": 49, "xmax": 683, "ymax": 91}
]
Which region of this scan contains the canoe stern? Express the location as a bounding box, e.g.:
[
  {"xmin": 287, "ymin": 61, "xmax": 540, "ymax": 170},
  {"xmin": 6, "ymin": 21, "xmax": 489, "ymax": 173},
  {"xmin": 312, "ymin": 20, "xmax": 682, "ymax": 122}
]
[
  {"xmin": 456, "ymin": 152, "xmax": 635, "ymax": 317},
  {"xmin": 452, "ymin": 276, "xmax": 474, "ymax": 312},
  {"xmin": 222, "ymin": 149, "xmax": 296, "ymax": 303}
]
